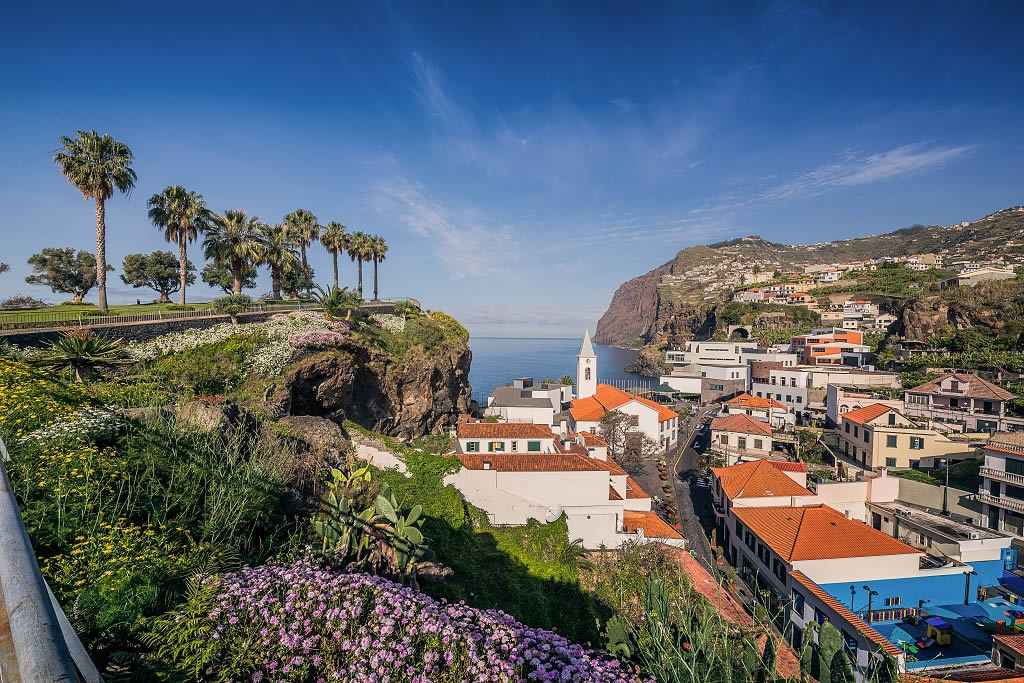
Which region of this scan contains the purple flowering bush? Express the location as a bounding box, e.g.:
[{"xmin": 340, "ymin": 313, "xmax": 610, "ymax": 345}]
[
  {"xmin": 148, "ymin": 559, "xmax": 647, "ymax": 682},
  {"xmin": 287, "ymin": 331, "xmax": 347, "ymax": 350}
]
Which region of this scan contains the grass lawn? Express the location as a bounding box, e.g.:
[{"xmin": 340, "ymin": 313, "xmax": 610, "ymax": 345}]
[{"xmin": 0, "ymin": 299, "xmax": 312, "ymax": 322}]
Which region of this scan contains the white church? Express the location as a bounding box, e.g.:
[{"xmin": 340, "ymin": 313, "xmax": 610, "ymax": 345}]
[{"xmin": 569, "ymin": 330, "xmax": 681, "ymax": 452}]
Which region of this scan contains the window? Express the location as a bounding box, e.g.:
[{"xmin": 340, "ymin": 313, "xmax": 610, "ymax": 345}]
[
  {"xmin": 950, "ymin": 379, "xmax": 960, "ymax": 392},
  {"xmin": 710, "ymin": 384, "xmax": 724, "ymax": 391},
  {"xmin": 585, "ymin": 367, "xmax": 591, "ymax": 380},
  {"xmin": 720, "ymin": 434, "xmax": 728, "ymax": 445},
  {"xmin": 797, "ymin": 396, "xmax": 802, "ymax": 404},
  {"xmin": 488, "ymin": 441, "xmax": 505, "ymax": 452},
  {"xmin": 853, "ymin": 426, "xmax": 859, "ymax": 438},
  {"xmin": 786, "ymin": 394, "xmax": 792, "ymax": 402},
  {"xmin": 1007, "ymin": 459, "xmax": 1024, "ymax": 476},
  {"xmin": 754, "ymin": 439, "xmax": 763, "ymax": 450},
  {"xmin": 527, "ymin": 441, "xmax": 540, "ymax": 452},
  {"xmin": 845, "ymin": 422, "xmax": 850, "ymax": 433},
  {"xmin": 738, "ymin": 437, "xmax": 747, "ymax": 450},
  {"xmin": 864, "ymin": 430, "xmax": 870, "ymax": 444},
  {"xmin": 1006, "ymin": 484, "xmax": 1024, "ymax": 501},
  {"xmin": 466, "ymin": 441, "xmax": 480, "ymax": 452},
  {"xmin": 511, "ymin": 440, "xmax": 518, "ymax": 452},
  {"xmin": 886, "ymin": 457, "xmax": 897, "ymax": 467},
  {"xmin": 909, "ymin": 437, "xmax": 924, "ymax": 450},
  {"xmin": 887, "ymin": 435, "xmax": 898, "ymax": 448},
  {"xmin": 888, "ymin": 413, "xmax": 896, "ymax": 426},
  {"xmin": 793, "ymin": 590, "xmax": 806, "ymax": 612}
]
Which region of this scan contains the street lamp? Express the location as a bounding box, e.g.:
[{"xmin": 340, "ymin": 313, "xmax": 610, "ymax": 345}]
[
  {"xmin": 964, "ymin": 570, "xmax": 978, "ymax": 606},
  {"xmin": 849, "ymin": 585, "xmax": 857, "ymax": 610},
  {"xmin": 863, "ymin": 585, "xmax": 879, "ymax": 623}
]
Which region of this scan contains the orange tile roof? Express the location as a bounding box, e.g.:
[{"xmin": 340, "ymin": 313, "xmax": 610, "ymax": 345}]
[
  {"xmin": 789, "ymin": 571, "xmax": 903, "ymax": 658},
  {"xmin": 578, "ymin": 430, "xmax": 609, "ymax": 447},
  {"xmin": 456, "ymin": 453, "xmax": 608, "ymax": 472},
  {"xmin": 622, "ymin": 510, "xmax": 682, "ymax": 539},
  {"xmin": 768, "ymin": 461, "xmax": 808, "ymax": 473},
  {"xmin": 726, "ymin": 392, "xmax": 788, "ymax": 410},
  {"xmin": 840, "ymin": 403, "xmax": 894, "ymax": 425},
  {"xmin": 710, "ymin": 414, "xmax": 773, "ymax": 437},
  {"xmin": 588, "ymin": 456, "xmax": 627, "ymax": 476},
  {"xmin": 994, "ymin": 634, "xmax": 1024, "ymax": 657},
  {"xmin": 458, "ymin": 423, "xmax": 556, "ymax": 439},
  {"xmin": 710, "ymin": 459, "xmax": 812, "ymax": 499},
  {"xmin": 569, "ymin": 384, "xmax": 678, "ymax": 422},
  {"xmin": 734, "ymin": 505, "xmax": 921, "ymax": 561},
  {"xmin": 634, "ymin": 394, "xmax": 680, "ymax": 422},
  {"xmin": 625, "ymin": 476, "xmax": 649, "ymax": 499},
  {"xmin": 609, "ymin": 486, "xmax": 623, "ymax": 501}
]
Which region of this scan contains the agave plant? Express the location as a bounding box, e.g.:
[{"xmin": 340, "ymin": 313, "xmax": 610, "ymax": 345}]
[
  {"xmin": 31, "ymin": 329, "xmax": 129, "ymax": 382},
  {"xmin": 312, "ymin": 284, "xmax": 361, "ymax": 321}
]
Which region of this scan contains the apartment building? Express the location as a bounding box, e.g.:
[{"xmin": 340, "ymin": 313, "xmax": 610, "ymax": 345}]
[
  {"xmin": 904, "ymin": 373, "xmax": 1022, "ymax": 433},
  {"xmin": 710, "ymin": 414, "xmax": 774, "ymax": 459},
  {"xmin": 719, "ymin": 392, "xmax": 793, "ymax": 427},
  {"xmin": 836, "ymin": 404, "xmax": 972, "ymax": 470},
  {"xmin": 790, "ymin": 328, "xmax": 871, "ymax": 366},
  {"xmin": 826, "ymin": 384, "xmax": 903, "ymax": 428},
  {"xmin": 977, "ymin": 432, "xmax": 1024, "ymax": 536},
  {"xmin": 485, "ymin": 377, "xmax": 572, "ymax": 426},
  {"xmin": 456, "ymin": 423, "xmax": 559, "ymax": 454}
]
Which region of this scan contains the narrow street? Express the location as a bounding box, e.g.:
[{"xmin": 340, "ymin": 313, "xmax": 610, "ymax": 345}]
[{"xmin": 670, "ymin": 408, "xmax": 717, "ymax": 569}]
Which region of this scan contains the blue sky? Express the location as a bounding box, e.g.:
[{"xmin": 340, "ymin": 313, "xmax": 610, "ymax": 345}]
[{"xmin": 1, "ymin": 1, "xmax": 1021, "ymax": 337}]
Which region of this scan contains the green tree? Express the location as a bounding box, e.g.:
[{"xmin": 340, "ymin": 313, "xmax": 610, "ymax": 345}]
[
  {"xmin": 0, "ymin": 263, "xmax": 8, "ymax": 274},
  {"xmin": 212, "ymin": 294, "xmax": 254, "ymax": 325},
  {"xmin": 200, "ymin": 258, "xmax": 257, "ymax": 294},
  {"xmin": 281, "ymin": 264, "xmax": 315, "ymax": 299},
  {"xmin": 370, "ymin": 234, "xmax": 388, "ymax": 300},
  {"xmin": 147, "ymin": 185, "xmax": 214, "ymax": 305},
  {"xmin": 283, "ymin": 209, "xmax": 321, "ymax": 296},
  {"xmin": 320, "ymin": 222, "xmax": 348, "ymax": 289},
  {"xmin": 53, "ymin": 130, "xmax": 136, "ymax": 312},
  {"xmin": 25, "ymin": 248, "xmax": 111, "ymax": 302},
  {"xmin": 256, "ymin": 223, "xmax": 299, "ymax": 300},
  {"xmin": 120, "ymin": 251, "xmax": 196, "ymax": 303},
  {"xmin": 202, "ymin": 210, "xmax": 265, "ymax": 294},
  {"xmin": 598, "ymin": 410, "xmax": 634, "ymax": 462},
  {"xmin": 312, "ymin": 285, "xmax": 361, "ymax": 321},
  {"xmin": 558, "ymin": 375, "xmax": 575, "ymax": 387},
  {"xmin": 348, "ymin": 231, "xmax": 374, "ymax": 297}
]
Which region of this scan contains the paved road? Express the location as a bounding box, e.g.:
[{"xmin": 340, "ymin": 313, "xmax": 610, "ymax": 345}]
[{"xmin": 669, "ymin": 408, "xmax": 718, "ymax": 570}]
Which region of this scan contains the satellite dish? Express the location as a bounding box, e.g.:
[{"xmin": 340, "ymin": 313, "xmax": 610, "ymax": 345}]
[{"xmin": 545, "ymin": 504, "xmax": 563, "ymax": 523}]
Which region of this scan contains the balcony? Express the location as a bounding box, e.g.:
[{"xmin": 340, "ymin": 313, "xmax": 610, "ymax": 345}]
[
  {"xmin": 976, "ymin": 491, "xmax": 1024, "ymax": 514},
  {"xmin": 981, "ymin": 467, "xmax": 1024, "ymax": 486}
]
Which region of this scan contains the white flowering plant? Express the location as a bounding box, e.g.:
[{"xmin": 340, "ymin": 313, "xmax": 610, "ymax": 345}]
[{"xmin": 19, "ymin": 405, "xmax": 122, "ymax": 445}]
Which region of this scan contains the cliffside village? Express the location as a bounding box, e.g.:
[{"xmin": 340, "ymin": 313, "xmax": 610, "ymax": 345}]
[{"xmin": 437, "ymin": 300, "xmax": 1024, "ymax": 681}]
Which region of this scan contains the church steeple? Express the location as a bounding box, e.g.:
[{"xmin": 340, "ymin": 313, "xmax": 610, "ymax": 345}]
[{"xmin": 577, "ymin": 329, "xmax": 597, "ymax": 399}]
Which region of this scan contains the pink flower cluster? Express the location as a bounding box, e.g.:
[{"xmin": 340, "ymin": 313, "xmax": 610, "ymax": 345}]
[
  {"xmin": 185, "ymin": 560, "xmax": 647, "ymax": 682},
  {"xmin": 286, "ymin": 331, "xmax": 347, "ymax": 350}
]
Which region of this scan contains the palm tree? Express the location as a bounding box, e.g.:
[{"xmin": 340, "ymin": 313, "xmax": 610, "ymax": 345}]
[
  {"xmin": 257, "ymin": 223, "xmax": 299, "ymax": 299},
  {"xmin": 370, "ymin": 235, "xmax": 388, "ymax": 301},
  {"xmin": 147, "ymin": 186, "xmax": 213, "ymax": 305},
  {"xmin": 202, "ymin": 210, "xmax": 265, "ymax": 294},
  {"xmin": 348, "ymin": 232, "xmax": 374, "ymax": 297},
  {"xmin": 53, "ymin": 130, "xmax": 136, "ymax": 313},
  {"xmin": 320, "ymin": 222, "xmax": 348, "ymax": 289},
  {"xmin": 283, "ymin": 209, "xmax": 321, "ymax": 296}
]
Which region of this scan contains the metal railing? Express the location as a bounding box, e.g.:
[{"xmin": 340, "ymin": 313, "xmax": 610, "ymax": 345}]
[
  {"xmin": 0, "ymin": 436, "xmax": 101, "ymax": 682},
  {"xmin": 0, "ymin": 297, "xmax": 420, "ymax": 334}
]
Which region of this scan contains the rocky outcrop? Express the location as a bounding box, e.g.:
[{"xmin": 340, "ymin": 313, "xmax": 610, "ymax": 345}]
[
  {"xmin": 900, "ymin": 280, "xmax": 1024, "ymax": 340},
  {"xmin": 594, "ymin": 262, "xmax": 673, "ymax": 345},
  {"xmin": 623, "ymin": 349, "xmax": 671, "ymax": 377},
  {"xmin": 270, "ymin": 340, "xmax": 472, "ymax": 440}
]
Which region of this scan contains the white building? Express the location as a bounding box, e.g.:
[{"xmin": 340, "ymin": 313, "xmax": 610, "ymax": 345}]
[
  {"xmin": 826, "ymin": 384, "xmax": 903, "ymax": 429},
  {"xmin": 485, "ymin": 377, "xmax": 571, "ymax": 426},
  {"xmin": 446, "ymin": 437, "xmax": 684, "ymax": 549},
  {"xmin": 456, "ymin": 423, "xmax": 560, "ymax": 454},
  {"xmin": 977, "ymin": 432, "xmax": 1024, "ymax": 536},
  {"xmin": 710, "ymin": 414, "xmax": 774, "ymax": 460},
  {"xmin": 577, "ymin": 329, "xmax": 598, "ymax": 399},
  {"xmin": 719, "ymin": 392, "xmax": 793, "ymax": 428}
]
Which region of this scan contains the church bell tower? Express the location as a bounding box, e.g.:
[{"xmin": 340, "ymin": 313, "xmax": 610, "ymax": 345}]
[{"xmin": 577, "ymin": 329, "xmax": 597, "ymax": 399}]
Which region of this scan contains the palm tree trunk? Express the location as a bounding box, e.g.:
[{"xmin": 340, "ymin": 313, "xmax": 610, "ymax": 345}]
[
  {"xmin": 357, "ymin": 260, "xmax": 363, "ymax": 297},
  {"xmin": 179, "ymin": 233, "xmax": 188, "ymax": 306},
  {"xmin": 332, "ymin": 252, "xmax": 339, "ymax": 289},
  {"xmin": 373, "ymin": 257, "xmax": 379, "ymax": 301},
  {"xmin": 95, "ymin": 197, "xmax": 108, "ymax": 312},
  {"xmin": 272, "ymin": 266, "xmax": 282, "ymax": 299},
  {"xmin": 301, "ymin": 244, "xmax": 310, "ymax": 296},
  {"xmin": 231, "ymin": 258, "xmax": 242, "ymax": 295}
]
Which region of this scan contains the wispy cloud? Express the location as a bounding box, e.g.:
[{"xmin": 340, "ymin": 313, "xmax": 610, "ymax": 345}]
[
  {"xmin": 609, "ymin": 97, "xmax": 635, "ymax": 113},
  {"xmin": 370, "ymin": 177, "xmax": 517, "ymax": 278},
  {"xmin": 409, "ymin": 51, "xmax": 469, "ymax": 130},
  {"xmin": 764, "ymin": 143, "xmax": 976, "ymax": 200},
  {"xmin": 694, "ymin": 142, "xmax": 976, "ymax": 214}
]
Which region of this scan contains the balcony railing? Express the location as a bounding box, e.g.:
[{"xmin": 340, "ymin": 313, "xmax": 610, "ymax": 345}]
[
  {"xmin": 976, "ymin": 491, "xmax": 1024, "ymax": 514},
  {"xmin": 981, "ymin": 467, "xmax": 1024, "ymax": 486}
]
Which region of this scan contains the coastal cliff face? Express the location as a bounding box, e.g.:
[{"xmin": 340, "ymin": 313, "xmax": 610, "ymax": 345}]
[
  {"xmin": 594, "ymin": 262, "xmax": 672, "ymax": 345},
  {"xmin": 273, "ymin": 340, "xmax": 472, "ymax": 439}
]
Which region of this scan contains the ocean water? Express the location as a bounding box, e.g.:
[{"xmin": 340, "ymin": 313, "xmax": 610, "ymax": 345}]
[{"xmin": 467, "ymin": 337, "xmax": 649, "ymax": 404}]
